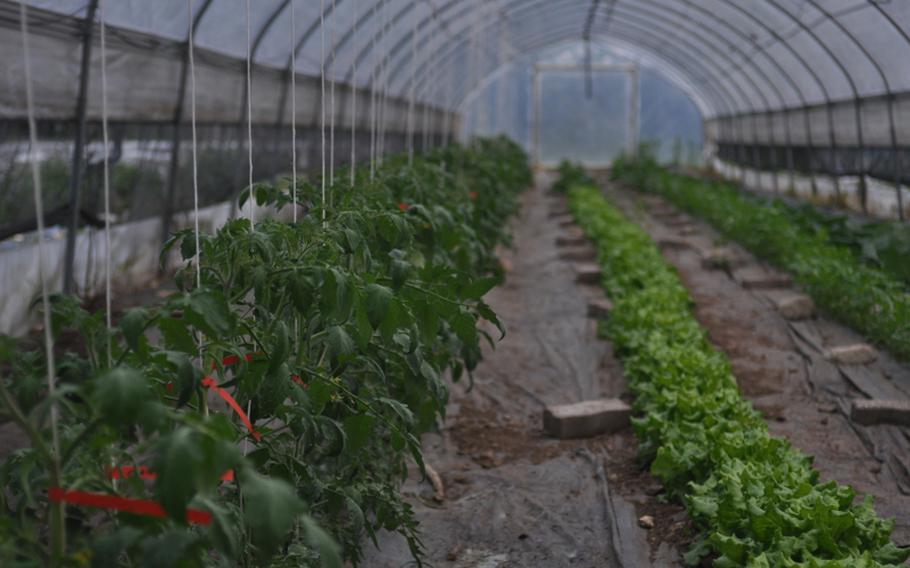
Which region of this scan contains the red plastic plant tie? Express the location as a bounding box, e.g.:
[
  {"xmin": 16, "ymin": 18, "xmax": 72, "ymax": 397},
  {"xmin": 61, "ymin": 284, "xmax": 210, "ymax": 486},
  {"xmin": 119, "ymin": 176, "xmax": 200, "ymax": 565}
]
[
  {"xmin": 48, "ymin": 487, "xmax": 212, "ymax": 525},
  {"xmin": 213, "ymin": 353, "xmax": 254, "ymax": 370},
  {"xmin": 469, "ymin": 191, "xmax": 478, "ymax": 201},
  {"xmin": 108, "ymin": 466, "xmax": 234, "ymax": 483},
  {"xmin": 397, "ymin": 202, "xmax": 410, "ymax": 211},
  {"xmin": 202, "ymin": 376, "xmax": 261, "ymax": 441}
]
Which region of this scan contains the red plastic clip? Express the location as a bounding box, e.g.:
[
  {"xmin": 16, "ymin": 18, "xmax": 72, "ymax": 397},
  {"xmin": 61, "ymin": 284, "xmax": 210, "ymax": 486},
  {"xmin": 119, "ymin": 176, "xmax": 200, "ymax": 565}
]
[
  {"xmin": 48, "ymin": 488, "xmax": 212, "ymax": 525},
  {"xmin": 202, "ymin": 376, "xmax": 261, "ymax": 441}
]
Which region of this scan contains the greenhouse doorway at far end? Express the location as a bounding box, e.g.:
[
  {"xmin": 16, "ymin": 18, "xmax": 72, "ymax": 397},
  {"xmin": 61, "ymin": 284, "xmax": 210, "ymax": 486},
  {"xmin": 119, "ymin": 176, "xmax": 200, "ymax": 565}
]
[{"xmin": 533, "ymin": 64, "xmax": 638, "ymax": 168}]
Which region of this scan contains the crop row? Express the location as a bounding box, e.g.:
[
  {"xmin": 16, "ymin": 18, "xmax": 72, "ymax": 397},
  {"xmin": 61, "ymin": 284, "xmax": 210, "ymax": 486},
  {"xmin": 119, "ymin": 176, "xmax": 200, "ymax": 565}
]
[
  {"xmin": 566, "ymin": 181, "xmax": 908, "ymax": 566},
  {"xmin": 612, "ymin": 155, "xmax": 910, "ymax": 362},
  {"xmin": 0, "ymin": 137, "xmax": 531, "ymax": 566}
]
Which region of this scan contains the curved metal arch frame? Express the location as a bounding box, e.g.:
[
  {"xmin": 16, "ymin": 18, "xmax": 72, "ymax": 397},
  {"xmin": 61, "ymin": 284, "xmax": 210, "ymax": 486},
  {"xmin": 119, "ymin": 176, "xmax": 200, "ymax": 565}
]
[
  {"xmin": 344, "ymin": 0, "xmax": 904, "ymax": 212},
  {"xmin": 423, "ymin": 16, "xmax": 739, "ymax": 116},
  {"xmin": 320, "ymin": 0, "xmax": 896, "ymax": 113},
  {"xmin": 53, "ymin": 0, "xmax": 910, "ymax": 221},
  {"xmin": 375, "ymin": 0, "xmax": 737, "ymax": 115},
  {"xmin": 387, "ymin": 0, "xmax": 749, "ymax": 114}
]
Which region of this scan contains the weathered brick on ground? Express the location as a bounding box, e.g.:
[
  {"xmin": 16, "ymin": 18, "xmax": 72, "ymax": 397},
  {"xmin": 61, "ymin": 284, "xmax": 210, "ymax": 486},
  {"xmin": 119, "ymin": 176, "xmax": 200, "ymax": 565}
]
[
  {"xmin": 587, "ymin": 297, "xmax": 613, "ymax": 319},
  {"xmin": 851, "ymin": 399, "xmax": 910, "ymax": 427},
  {"xmin": 559, "ymin": 247, "xmax": 597, "ymax": 262},
  {"xmin": 543, "ymin": 399, "xmax": 631, "ymax": 438},
  {"xmin": 733, "ymin": 266, "xmax": 793, "ymax": 290},
  {"xmin": 557, "ymin": 227, "xmax": 587, "ymax": 247},
  {"xmin": 552, "ymin": 213, "xmax": 574, "ymax": 225},
  {"xmin": 573, "ymin": 263, "xmax": 601, "ymax": 284},
  {"xmin": 825, "ymin": 344, "xmax": 877, "ymax": 365},
  {"xmin": 700, "ymin": 247, "xmax": 746, "ymax": 270},
  {"xmin": 773, "ymin": 293, "xmax": 815, "ymax": 320},
  {"xmin": 656, "ymin": 237, "xmax": 698, "ymax": 251}
]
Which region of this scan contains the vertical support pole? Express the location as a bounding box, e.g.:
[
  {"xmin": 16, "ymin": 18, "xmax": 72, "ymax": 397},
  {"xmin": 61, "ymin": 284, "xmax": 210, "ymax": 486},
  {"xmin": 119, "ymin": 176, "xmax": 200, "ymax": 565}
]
[
  {"xmin": 826, "ymin": 102, "xmax": 841, "ymax": 200},
  {"xmin": 63, "ymin": 0, "xmax": 99, "ymax": 294},
  {"xmin": 854, "ymin": 98, "xmax": 867, "ymax": 213},
  {"xmin": 886, "ymin": 93, "xmax": 904, "ymax": 221},
  {"xmin": 160, "ymin": 63, "xmax": 189, "ymax": 249},
  {"xmin": 532, "ymin": 66, "xmax": 541, "ymax": 167},
  {"xmin": 627, "ymin": 66, "xmax": 639, "ymax": 157}
]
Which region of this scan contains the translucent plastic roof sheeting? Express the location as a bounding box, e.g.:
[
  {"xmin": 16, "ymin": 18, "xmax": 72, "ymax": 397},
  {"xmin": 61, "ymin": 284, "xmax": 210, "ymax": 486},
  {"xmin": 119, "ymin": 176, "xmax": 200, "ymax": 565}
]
[{"xmin": 9, "ymin": 0, "xmax": 910, "ymax": 118}]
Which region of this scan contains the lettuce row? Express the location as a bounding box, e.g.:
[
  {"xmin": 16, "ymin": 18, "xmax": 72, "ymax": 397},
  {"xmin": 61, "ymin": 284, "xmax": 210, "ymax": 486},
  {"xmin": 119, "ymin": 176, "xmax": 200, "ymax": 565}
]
[
  {"xmin": 567, "ymin": 184, "xmax": 908, "ymax": 567},
  {"xmin": 611, "ymin": 157, "xmax": 910, "ymax": 361}
]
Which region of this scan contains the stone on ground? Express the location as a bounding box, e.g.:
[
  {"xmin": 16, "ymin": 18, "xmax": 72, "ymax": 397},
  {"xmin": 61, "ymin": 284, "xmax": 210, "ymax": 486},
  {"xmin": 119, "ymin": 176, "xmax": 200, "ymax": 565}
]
[
  {"xmin": 851, "ymin": 399, "xmax": 910, "ymax": 427},
  {"xmin": 772, "ymin": 293, "xmax": 815, "ymax": 320},
  {"xmin": 587, "ymin": 297, "xmax": 613, "ymax": 319},
  {"xmin": 825, "ymin": 344, "xmax": 877, "ymax": 365},
  {"xmin": 559, "ymin": 247, "xmax": 597, "ymax": 261},
  {"xmin": 573, "ymin": 263, "xmax": 601, "ymax": 284},
  {"xmin": 733, "ymin": 266, "xmax": 793, "ymax": 290},
  {"xmin": 543, "ymin": 398, "xmax": 631, "ymax": 439}
]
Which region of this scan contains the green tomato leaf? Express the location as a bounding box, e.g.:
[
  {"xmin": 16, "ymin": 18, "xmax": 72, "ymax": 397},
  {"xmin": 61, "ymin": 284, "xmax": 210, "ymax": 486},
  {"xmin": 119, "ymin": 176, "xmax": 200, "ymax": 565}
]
[
  {"xmin": 240, "ymin": 468, "xmax": 304, "ymax": 557},
  {"xmin": 364, "ymin": 284, "xmax": 393, "ymax": 329},
  {"xmin": 92, "ymin": 367, "xmax": 149, "ymax": 426}
]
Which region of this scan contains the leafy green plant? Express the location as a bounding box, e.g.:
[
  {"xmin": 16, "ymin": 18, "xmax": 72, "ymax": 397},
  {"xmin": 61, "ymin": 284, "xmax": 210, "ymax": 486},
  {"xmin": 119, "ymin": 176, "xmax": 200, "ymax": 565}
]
[
  {"xmin": 551, "ymin": 160, "xmax": 594, "ymax": 194},
  {"xmin": 0, "ymin": 137, "xmax": 530, "ymax": 567},
  {"xmin": 566, "ymin": 181, "xmax": 909, "ymax": 567},
  {"xmin": 612, "ymin": 155, "xmax": 910, "ymax": 361}
]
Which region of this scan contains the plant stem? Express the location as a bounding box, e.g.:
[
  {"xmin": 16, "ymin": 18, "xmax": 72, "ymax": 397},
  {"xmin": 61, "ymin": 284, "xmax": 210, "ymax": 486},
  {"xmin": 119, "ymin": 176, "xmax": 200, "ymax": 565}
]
[{"xmin": 0, "ymin": 373, "xmax": 64, "ymax": 564}]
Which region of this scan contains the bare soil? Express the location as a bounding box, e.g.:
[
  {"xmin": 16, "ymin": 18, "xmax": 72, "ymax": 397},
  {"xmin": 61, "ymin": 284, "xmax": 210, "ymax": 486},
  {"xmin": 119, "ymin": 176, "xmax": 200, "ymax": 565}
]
[{"xmin": 362, "ymin": 176, "xmax": 691, "ymax": 567}]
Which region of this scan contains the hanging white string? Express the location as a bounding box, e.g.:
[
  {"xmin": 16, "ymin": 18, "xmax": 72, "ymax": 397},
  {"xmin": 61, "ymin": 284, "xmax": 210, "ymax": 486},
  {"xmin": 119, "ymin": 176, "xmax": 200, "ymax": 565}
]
[
  {"xmin": 19, "ymin": 0, "xmax": 60, "ymax": 461},
  {"xmin": 245, "ymin": 0, "xmax": 254, "ymax": 228},
  {"xmin": 376, "ymin": 2, "xmax": 387, "ymax": 168},
  {"xmin": 406, "ymin": 10, "xmax": 418, "ymax": 165},
  {"xmin": 329, "ymin": 0, "xmax": 336, "ymax": 187},
  {"xmin": 377, "ymin": 3, "xmax": 389, "ymax": 166},
  {"xmin": 421, "ymin": 9, "xmax": 434, "ymax": 153},
  {"xmin": 188, "ymin": 0, "xmax": 201, "ymax": 290},
  {"xmin": 98, "ymin": 0, "xmax": 112, "ymax": 366},
  {"xmin": 320, "ymin": 0, "xmax": 327, "ymax": 227},
  {"xmin": 369, "ymin": 1, "xmax": 380, "ymax": 181},
  {"xmin": 290, "ymin": 0, "xmax": 297, "ymax": 222},
  {"xmin": 349, "ymin": 0, "xmax": 358, "ymax": 185}
]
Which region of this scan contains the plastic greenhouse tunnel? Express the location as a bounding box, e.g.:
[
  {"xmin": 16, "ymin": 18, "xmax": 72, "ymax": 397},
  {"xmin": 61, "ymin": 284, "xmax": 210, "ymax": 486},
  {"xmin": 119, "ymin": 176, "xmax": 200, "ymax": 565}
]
[{"xmin": 2, "ymin": 0, "xmax": 910, "ymax": 566}]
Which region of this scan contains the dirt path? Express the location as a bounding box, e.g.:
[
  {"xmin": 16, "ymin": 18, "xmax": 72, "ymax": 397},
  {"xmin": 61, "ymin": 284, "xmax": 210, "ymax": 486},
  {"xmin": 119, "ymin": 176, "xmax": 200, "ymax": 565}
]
[
  {"xmin": 362, "ymin": 176, "xmax": 688, "ymax": 567},
  {"xmin": 600, "ymin": 179, "xmax": 910, "ymax": 548}
]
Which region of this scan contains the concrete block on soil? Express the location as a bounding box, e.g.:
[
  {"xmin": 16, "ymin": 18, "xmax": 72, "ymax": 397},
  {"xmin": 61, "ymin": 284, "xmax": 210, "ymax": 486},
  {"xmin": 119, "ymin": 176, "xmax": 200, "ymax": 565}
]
[
  {"xmin": 825, "ymin": 344, "xmax": 877, "ymax": 365},
  {"xmin": 587, "ymin": 297, "xmax": 613, "ymax": 319},
  {"xmin": 773, "ymin": 294, "xmax": 814, "ymax": 320},
  {"xmin": 701, "ymin": 247, "xmax": 745, "ymax": 270},
  {"xmin": 665, "ymin": 218, "xmax": 692, "ymax": 228},
  {"xmin": 543, "ymin": 399, "xmax": 631, "ymax": 438},
  {"xmin": 557, "ymin": 227, "xmax": 587, "ymax": 247},
  {"xmin": 559, "ymin": 247, "xmax": 597, "ymax": 262},
  {"xmin": 656, "ymin": 237, "xmax": 698, "ymax": 251},
  {"xmin": 733, "ymin": 267, "xmax": 793, "ymax": 290},
  {"xmin": 851, "ymin": 399, "xmax": 910, "ymax": 427},
  {"xmin": 573, "ymin": 263, "xmax": 601, "ymax": 284}
]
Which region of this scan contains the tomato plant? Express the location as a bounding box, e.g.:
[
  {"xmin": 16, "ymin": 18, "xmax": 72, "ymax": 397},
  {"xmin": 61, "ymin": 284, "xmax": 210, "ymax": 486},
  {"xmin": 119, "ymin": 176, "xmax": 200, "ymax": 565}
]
[{"xmin": 0, "ymin": 137, "xmax": 531, "ymax": 567}]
